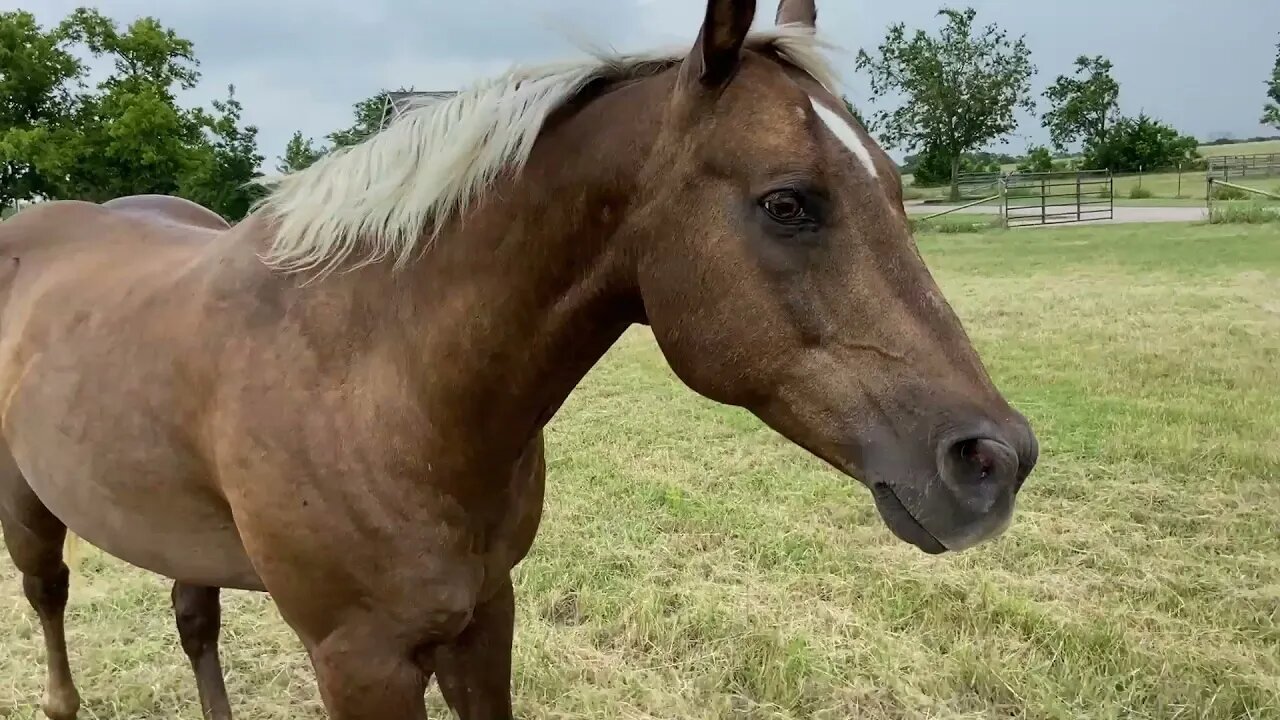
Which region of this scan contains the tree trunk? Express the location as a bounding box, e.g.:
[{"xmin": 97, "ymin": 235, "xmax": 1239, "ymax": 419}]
[{"xmin": 948, "ymin": 154, "xmax": 961, "ymax": 202}]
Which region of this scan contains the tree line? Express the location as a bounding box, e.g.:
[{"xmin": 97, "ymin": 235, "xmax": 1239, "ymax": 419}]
[
  {"xmin": 858, "ymin": 9, "xmax": 1280, "ymax": 199},
  {"xmin": 4, "ymin": 7, "xmax": 1280, "ymax": 214},
  {"xmin": 0, "ymin": 7, "xmax": 389, "ymax": 219}
]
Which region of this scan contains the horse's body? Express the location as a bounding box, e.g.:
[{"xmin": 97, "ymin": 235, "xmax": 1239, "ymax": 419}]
[{"xmin": 0, "ymin": 2, "xmax": 1039, "ymax": 719}]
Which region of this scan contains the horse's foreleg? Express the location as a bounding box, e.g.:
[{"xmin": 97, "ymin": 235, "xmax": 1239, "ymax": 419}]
[
  {"xmin": 310, "ymin": 623, "xmax": 429, "ymax": 720},
  {"xmin": 434, "ymin": 577, "xmax": 515, "ymax": 720},
  {"xmin": 172, "ymin": 582, "xmax": 232, "ymax": 720},
  {"xmin": 1, "ymin": 474, "xmax": 80, "ymax": 720}
]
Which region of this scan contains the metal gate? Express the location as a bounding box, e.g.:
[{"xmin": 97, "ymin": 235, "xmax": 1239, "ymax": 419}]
[{"xmin": 1002, "ymin": 170, "xmax": 1113, "ymax": 227}]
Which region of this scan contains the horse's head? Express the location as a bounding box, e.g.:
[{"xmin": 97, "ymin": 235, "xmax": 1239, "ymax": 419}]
[{"xmin": 631, "ymin": 0, "xmax": 1039, "ymax": 553}]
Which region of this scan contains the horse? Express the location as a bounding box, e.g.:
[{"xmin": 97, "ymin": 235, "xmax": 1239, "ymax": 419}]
[
  {"xmin": 0, "ymin": 1, "xmax": 1040, "ymax": 718},
  {"xmin": 100, "ymin": 194, "xmax": 232, "ymax": 231}
]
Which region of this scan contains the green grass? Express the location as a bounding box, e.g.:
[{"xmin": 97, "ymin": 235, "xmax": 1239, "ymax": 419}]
[
  {"xmin": 3, "ymin": 223, "xmax": 1279, "ymax": 719},
  {"xmin": 909, "ymin": 214, "xmax": 1004, "ymax": 234},
  {"xmin": 1209, "ymin": 202, "xmax": 1280, "ymax": 224}
]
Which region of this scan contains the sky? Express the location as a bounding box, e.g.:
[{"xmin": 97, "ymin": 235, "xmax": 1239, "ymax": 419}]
[{"xmin": 8, "ymin": 0, "xmax": 1280, "ymax": 167}]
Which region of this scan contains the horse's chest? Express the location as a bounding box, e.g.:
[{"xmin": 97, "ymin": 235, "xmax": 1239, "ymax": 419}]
[{"xmin": 482, "ymin": 440, "xmax": 547, "ymax": 576}]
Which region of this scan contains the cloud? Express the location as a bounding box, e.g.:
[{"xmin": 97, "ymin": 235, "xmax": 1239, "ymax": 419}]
[{"xmin": 4, "ymin": 0, "xmax": 1279, "ymax": 167}]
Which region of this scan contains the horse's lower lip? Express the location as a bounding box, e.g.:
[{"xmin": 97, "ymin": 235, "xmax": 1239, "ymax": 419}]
[{"xmin": 870, "ymin": 483, "xmax": 947, "ymax": 554}]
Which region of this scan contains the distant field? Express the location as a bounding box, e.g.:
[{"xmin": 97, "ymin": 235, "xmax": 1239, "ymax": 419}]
[
  {"xmin": 1198, "ymin": 139, "xmax": 1280, "ymax": 158},
  {"xmin": 2, "ymin": 222, "xmax": 1277, "ymax": 719}
]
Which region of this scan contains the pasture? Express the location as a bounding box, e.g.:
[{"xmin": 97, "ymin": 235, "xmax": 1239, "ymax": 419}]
[
  {"xmin": 903, "ymin": 139, "xmax": 1280, "ymax": 207},
  {"xmin": 2, "ymin": 221, "xmax": 1277, "ymax": 719}
]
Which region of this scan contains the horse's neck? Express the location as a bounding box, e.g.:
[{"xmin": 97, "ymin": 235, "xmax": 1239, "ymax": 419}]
[{"xmin": 383, "ymin": 79, "xmax": 666, "ymax": 458}]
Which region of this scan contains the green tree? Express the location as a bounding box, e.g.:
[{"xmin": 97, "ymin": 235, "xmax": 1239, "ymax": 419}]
[
  {"xmin": 1042, "ymin": 55, "xmax": 1120, "ymax": 152},
  {"xmin": 841, "ymin": 95, "xmax": 864, "ymax": 126},
  {"xmin": 330, "ymin": 91, "xmax": 390, "ymax": 148},
  {"xmin": 0, "ymin": 10, "xmax": 84, "ymax": 210},
  {"xmin": 1082, "ymin": 113, "xmax": 1199, "ymax": 173},
  {"xmin": 1263, "ymin": 36, "xmax": 1280, "ymax": 130},
  {"xmin": 14, "ymin": 9, "xmax": 208, "ymax": 201},
  {"xmin": 181, "ymin": 85, "xmax": 265, "ymax": 220},
  {"xmin": 856, "ymin": 7, "xmax": 1036, "ymax": 201},
  {"xmin": 1016, "ymin": 145, "xmax": 1054, "ymax": 173},
  {"xmin": 277, "ymin": 131, "xmax": 327, "ymax": 173},
  {"xmin": 60, "ymin": 8, "xmax": 199, "ymax": 92},
  {"xmin": 328, "ymin": 87, "xmax": 420, "ymax": 147}
]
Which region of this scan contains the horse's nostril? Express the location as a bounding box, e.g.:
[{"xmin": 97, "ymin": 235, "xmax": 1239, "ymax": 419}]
[
  {"xmin": 958, "ymin": 438, "xmax": 997, "ymax": 479},
  {"xmin": 943, "ymin": 436, "xmax": 1017, "ymax": 487}
]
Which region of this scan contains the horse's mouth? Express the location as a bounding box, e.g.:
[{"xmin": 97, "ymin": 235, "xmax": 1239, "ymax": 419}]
[{"xmin": 870, "ymin": 483, "xmax": 947, "ymax": 554}]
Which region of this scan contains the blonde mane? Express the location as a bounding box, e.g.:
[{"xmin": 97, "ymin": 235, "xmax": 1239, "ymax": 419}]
[{"xmin": 253, "ymin": 26, "xmax": 840, "ymax": 277}]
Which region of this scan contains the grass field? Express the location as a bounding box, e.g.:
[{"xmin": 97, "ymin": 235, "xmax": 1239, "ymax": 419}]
[{"xmin": 2, "ymin": 222, "xmax": 1278, "ymax": 719}]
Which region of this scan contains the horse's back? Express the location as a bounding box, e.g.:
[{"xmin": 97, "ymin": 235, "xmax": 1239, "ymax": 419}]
[
  {"xmin": 0, "ymin": 196, "xmax": 226, "ymax": 260},
  {"xmin": 101, "ymin": 194, "xmax": 231, "ymax": 232},
  {"xmin": 0, "ymin": 198, "xmax": 264, "ymax": 590}
]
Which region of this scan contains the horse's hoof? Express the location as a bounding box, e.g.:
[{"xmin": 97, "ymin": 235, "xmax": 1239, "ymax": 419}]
[{"xmin": 42, "ymin": 688, "xmax": 81, "ymax": 720}]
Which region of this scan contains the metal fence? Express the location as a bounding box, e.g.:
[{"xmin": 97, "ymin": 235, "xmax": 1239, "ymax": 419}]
[
  {"xmin": 1001, "ymin": 170, "xmax": 1114, "ymax": 227},
  {"xmin": 1205, "ymin": 153, "xmax": 1280, "ymax": 181},
  {"xmin": 954, "ymin": 171, "xmax": 1003, "ymax": 200}
]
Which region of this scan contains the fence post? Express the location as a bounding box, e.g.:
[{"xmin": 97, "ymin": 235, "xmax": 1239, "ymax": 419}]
[
  {"xmin": 1076, "ymin": 174, "xmax": 1081, "ymax": 221},
  {"xmin": 1040, "ymin": 176, "xmax": 1046, "ymax": 224},
  {"xmin": 1000, "ymin": 177, "xmax": 1008, "ymax": 229}
]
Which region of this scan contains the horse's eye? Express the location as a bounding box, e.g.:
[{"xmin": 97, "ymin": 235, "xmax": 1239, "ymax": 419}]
[{"xmin": 761, "ymin": 190, "xmax": 808, "ymax": 223}]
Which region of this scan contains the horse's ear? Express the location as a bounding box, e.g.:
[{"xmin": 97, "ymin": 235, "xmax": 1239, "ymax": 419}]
[
  {"xmin": 775, "ymin": 0, "xmax": 816, "ymax": 27},
  {"xmin": 683, "ymin": 0, "xmax": 757, "ymax": 89}
]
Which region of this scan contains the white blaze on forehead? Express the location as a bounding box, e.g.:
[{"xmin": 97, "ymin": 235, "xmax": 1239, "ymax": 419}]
[{"xmin": 809, "ymin": 96, "xmax": 879, "ymax": 180}]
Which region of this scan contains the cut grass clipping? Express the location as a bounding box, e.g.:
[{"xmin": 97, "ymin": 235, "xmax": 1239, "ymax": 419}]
[{"xmin": 2, "ymin": 222, "xmax": 1278, "ymax": 719}]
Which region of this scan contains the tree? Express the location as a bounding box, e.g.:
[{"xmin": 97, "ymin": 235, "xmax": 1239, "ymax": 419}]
[
  {"xmin": 905, "ymin": 146, "xmax": 1000, "ymax": 186},
  {"xmin": 1081, "ymin": 113, "xmax": 1198, "ymax": 173},
  {"xmin": 1016, "ymin": 145, "xmax": 1054, "ymax": 173},
  {"xmin": 0, "ymin": 10, "xmax": 84, "ymax": 210},
  {"xmin": 182, "ymin": 85, "xmax": 265, "ymax": 220},
  {"xmin": 856, "ymin": 7, "xmax": 1036, "ymax": 201},
  {"xmin": 13, "ymin": 9, "xmax": 208, "ymax": 202},
  {"xmin": 1042, "ymin": 55, "xmax": 1120, "ymax": 152},
  {"xmin": 1263, "ymin": 36, "xmax": 1280, "ymax": 131},
  {"xmin": 277, "ymin": 131, "xmax": 327, "ymax": 174},
  {"xmin": 841, "ymin": 95, "xmax": 864, "ymax": 126},
  {"xmin": 60, "ymin": 8, "xmax": 199, "ymax": 92},
  {"xmin": 3, "ymin": 8, "xmax": 263, "ymax": 211},
  {"xmin": 327, "ymin": 86, "xmax": 423, "ymax": 148}
]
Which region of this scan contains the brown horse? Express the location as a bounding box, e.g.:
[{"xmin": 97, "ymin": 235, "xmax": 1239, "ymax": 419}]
[{"xmin": 0, "ymin": 1, "xmax": 1039, "ymax": 718}]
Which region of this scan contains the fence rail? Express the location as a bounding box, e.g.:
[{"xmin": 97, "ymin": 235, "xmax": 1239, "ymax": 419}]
[
  {"xmin": 1205, "ymin": 153, "xmax": 1280, "ymax": 181},
  {"xmin": 954, "ymin": 171, "xmax": 1003, "ymax": 200},
  {"xmin": 1001, "ymin": 170, "xmax": 1114, "ymax": 227},
  {"xmin": 1205, "ymin": 177, "xmax": 1280, "ymax": 201}
]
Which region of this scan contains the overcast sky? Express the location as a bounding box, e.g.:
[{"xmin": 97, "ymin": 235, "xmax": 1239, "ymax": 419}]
[{"xmin": 9, "ymin": 0, "xmax": 1280, "ymax": 167}]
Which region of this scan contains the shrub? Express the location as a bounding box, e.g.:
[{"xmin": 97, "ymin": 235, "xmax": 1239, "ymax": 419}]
[
  {"xmin": 1081, "ymin": 113, "xmax": 1200, "ymax": 173},
  {"xmin": 1128, "ymin": 186, "xmax": 1153, "ymax": 199},
  {"xmin": 1209, "ymin": 203, "xmax": 1280, "ymax": 224},
  {"xmin": 1016, "ymin": 145, "xmax": 1054, "ymax": 173}
]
